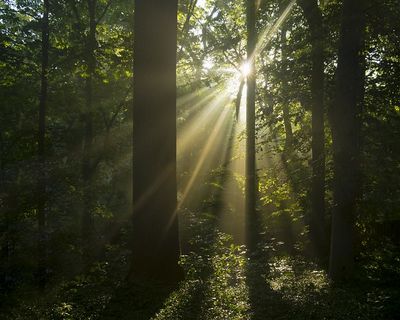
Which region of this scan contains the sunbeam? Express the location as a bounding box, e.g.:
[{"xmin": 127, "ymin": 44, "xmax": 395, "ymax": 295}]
[
  {"xmin": 253, "ymin": 0, "xmax": 296, "ymax": 60},
  {"xmin": 165, "ymin": 101, "xmax": 234, "ymax": 239},
  {"xmin": 178, "ymin": 89, "xmax": 230, "ymax": 158},
  {"xmin": 217, "ymin": 119, "xmax": 247, "ymax": 244},
  {"xmin": 3, "ymin": 0, "xmax": 396, "ymax": 316},
  {"xmin": 177, "ymin": 95, "xmax": 234, "ymax": 211},
  {"xmin": 177, "ymin": 86, "xmax": 211, "ymax": 108}
]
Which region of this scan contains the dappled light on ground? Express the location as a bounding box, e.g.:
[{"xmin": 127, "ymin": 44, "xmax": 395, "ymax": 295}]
[
  {"xmin": 148, "ymin": 218, "xmax": 396, "ymax": 320},
  {"xmin": 4, "ymin": 222, "xmax": 397, "ymax": 320}
]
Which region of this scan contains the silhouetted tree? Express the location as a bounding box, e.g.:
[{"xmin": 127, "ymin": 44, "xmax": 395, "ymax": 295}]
[
  {"xmin": 130, "ymin": 0, "xmax": 182, "ymax": 282},
  {"xmin": 329, "ymin": 0, "xmax": 366, "ymax": 281},
  {"xmin": 81, "ymin": 0, "xmax": 97, "ymax": 250},
  {"xmin": 246, "ymin": 0, "xmax": 257, "ymax": 249},
  {"xmin": 37, "ymin": 0, "xmax": 49, "ymax": 288},
  {"xmin": 298, "ymin": 0, "xmax": 326, "ymax": 259}
]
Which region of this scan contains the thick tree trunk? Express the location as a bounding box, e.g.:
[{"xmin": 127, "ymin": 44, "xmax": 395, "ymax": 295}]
[
  {"xmin": 130, "ymin": 0, "xmax": 182, "ymax": 282},
  {"xmin": 246, "ymin": 0, "xmax": 257, "ymax": 249},
  {"xmin": 37, "ymin": 0, "xmax": 49, "ymax": 288},
  {"xmin": 298, "ymin": 0, "xmax": 326, "ymax": 258},
  {"xmin": 328, "ymin": 0, "xmax": 365, "ymax": 281},
  {"xmin": 81, "ymin": 0, "xmax": 97, "ymax": 247}
]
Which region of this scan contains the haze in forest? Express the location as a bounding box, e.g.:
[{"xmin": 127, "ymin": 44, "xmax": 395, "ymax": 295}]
[{"xmin": 0, "ymin": 0, "xmax": 399, "ymax": 319}]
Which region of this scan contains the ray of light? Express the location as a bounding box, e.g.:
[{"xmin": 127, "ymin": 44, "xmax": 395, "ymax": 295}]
[
  {"xmin": 210, "ymin": 66, "xmax": 239, "ymax": 75},
  {"xmin": 214, "ymin": 82, "xmax": 247, "ymax": 243},
  {"xmin": 178, "ymin": 90, "xmax": 231, "ymax": 158},
  {"xmin": 217, "ymin": 119, "xmax": 247, "ymax": 244},
  {"xmin": 177, "ymin": 86, "xmax": 211, "ymax": 108},
  {"xmin": 158, "ymin": 0, "xmax": 298, "ymax": 245},
  {"xmin": 178, "ymin": 100, "xmax": 234, "ymax": 209},
  {"xmin": 252, "ymin": 0, "xmax": 296, "ymax": 60},
  {"xmin": 178, "ymin": 87, "xmax": 221, "ymax": 127},
  {"xmin": 212, "ymin": 0, "xmax": 296, "ymax": 97},
  {"xmin": 178, "ymin": 86, "xmax": 221, "ymax": 125},
  {"xmin": 238, "ymin": 84, "xmax": 247, "ymax": 124},
  {"xmin": 165, "ymin": 95, "xmax": 235, "ymax": 234},
  {"xmin": 177, "ymin": 88, "xmax": 221, "ymax": 137}
]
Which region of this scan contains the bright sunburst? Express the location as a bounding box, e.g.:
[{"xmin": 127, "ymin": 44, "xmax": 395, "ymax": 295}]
[{"xmin": 240, "ymin": 61, "xmax": 252, "ymax": 77}]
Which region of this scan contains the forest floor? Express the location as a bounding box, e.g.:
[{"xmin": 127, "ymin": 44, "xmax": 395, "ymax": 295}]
[
  {"xmin": 2, "ymin": 212, "xmax": 399, "ymax": 320},
  {"xmin": 101, "ymin": 215, "xmax": 400, "ymax": 320}
]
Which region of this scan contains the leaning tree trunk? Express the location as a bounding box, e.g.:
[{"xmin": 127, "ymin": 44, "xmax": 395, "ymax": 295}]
[
  {"xmin": 37, "ymin": 0, "xmax": 49, "ymax": 288},
  {"xmin": 328, "ymin": 0, "xmax": 366, "ymax": 281},
  {"xmin": 280, "ymin": 24, "xmax": 293, "ymax": 151},
  {"xmin": 245, "ymin": 0, "xmax": 257, "ymax": 250},
  {"xmin": 298, "ymin": 0, "xmax": 326, "ymax": 259},
  {"xmin": 130, "ymin": 0, "xmax": 182, "ymax": 283}
]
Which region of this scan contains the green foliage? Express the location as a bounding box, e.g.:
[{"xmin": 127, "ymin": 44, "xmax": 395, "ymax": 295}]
[
  {"xmin": 155, "ymin": 233, "xmax": 249, "ymax": 320},
  {"xmin": 0, "ymin": 0, "xmax": 399, "ymax": 318},
  {"xmin": 1, "ymin": 243, "xmax": 130, "ymax": 320}
]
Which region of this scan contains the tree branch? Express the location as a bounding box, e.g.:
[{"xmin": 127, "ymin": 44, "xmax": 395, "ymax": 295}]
[{"xmin": 96, "ymin": 0, "xmax": 113, "ymax": 26}]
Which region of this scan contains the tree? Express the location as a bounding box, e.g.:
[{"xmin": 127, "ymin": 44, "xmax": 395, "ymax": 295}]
[
  {"xmin": 245, "ymin": 0, "xmax": 257, "ymax": 249},
  {"xmin": 328, "ymin": 0, "xmax": 366, "ymax": 281},
  {"xmin": 81, "ymin": 0, "xmax": 97, "ymax": 251},
  {"xmin": 297, "ymin": 0, "xmax": 326, "ymax": 258},
  {"xmin": 37, "ymin": 0, "xmax": 49, "ymax": 288},
  {"xmin": 280, "ymin": 18, "xmax": 293, "ymax": 151},
  {"xmin": 130, "ymin": 0, "xmax": 182, "ymax": 282}
]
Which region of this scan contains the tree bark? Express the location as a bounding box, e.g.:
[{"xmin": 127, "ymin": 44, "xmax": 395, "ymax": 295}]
[
  {"xmin": 235, "ymin": 79, "xmax": 245, "ymax": 120},
  {"xmin": 0, "ymin": 132, "xmax": 10, "ymax": 288},
  {"xmin": 37, "ymin": 0, "xmax": 49, "ymax": 288},
  {"xmin": 245, "ymin": 0, "xmax": 257, "ymax": 249},
  {"xmin": 298, "ymin": 0, "xmax": 326, "ymax": 258},
  {"xmin": 81, "ymin": 0, "xmax": 97, "ymax": 248},
  {"xmin": 130, "ymin": 0, "xmax": 182, "ymax": 282},
  {"xmin": 328, "ymin": 0, "xmax": 366, "ymax": 281}
]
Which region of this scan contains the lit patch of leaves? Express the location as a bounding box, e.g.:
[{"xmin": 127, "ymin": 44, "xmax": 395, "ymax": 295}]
[{"xmin": 154, "ymin": 230, "xmax": 250, "ymax": 320}]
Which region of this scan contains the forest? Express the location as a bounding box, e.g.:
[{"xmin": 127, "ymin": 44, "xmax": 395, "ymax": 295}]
[{"xmin": 0, "ymin": 0, "xmax": 399, "ymax": 319}]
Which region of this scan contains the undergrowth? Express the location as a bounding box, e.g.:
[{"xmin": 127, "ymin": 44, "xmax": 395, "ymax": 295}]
[{"xmin": 1, "ymin": 212, "xmax": 399, "ymax": 319}]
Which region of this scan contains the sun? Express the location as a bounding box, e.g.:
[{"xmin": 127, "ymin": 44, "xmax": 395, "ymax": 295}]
[
  {"xmin": 240, "ymin": 61, "xmax": 252, "ymax": 77},
  {"xmin": 225, "ymin": 61, "xmax": 252, "ymax": 96}
]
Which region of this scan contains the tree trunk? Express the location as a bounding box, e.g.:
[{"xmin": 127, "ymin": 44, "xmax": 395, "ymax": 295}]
[
  {"xmin": 81, "ymin": 0, "xmax": 97, "ymax": 248},
  {"xmin": 328, "ymin": 0, "xmax": 366, "ymax": 281},
  {"xmin": 235, "ymin": 79, "xmax": 245, "ymax": 120},
  {"xmin": 298, "ymin": 0, "xmax": 326, "ymax": 259},
  {"xmin": 245, "ymin": 0, "xmax": 257, "ymax": 249},
  {"xmin": 0, "ymin": 132, "xmax": 10, "ymax": 288},
  {"xmin": 37, "ymin": 0, "xmax": 49, "ymax": 288},
  {"xmin": 130, "ymin": 0, "xmax": 182, "ymax": 283},
  {"xmin": 280, "ymin": 25, "xmax": 293, "ymax": 151}
]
